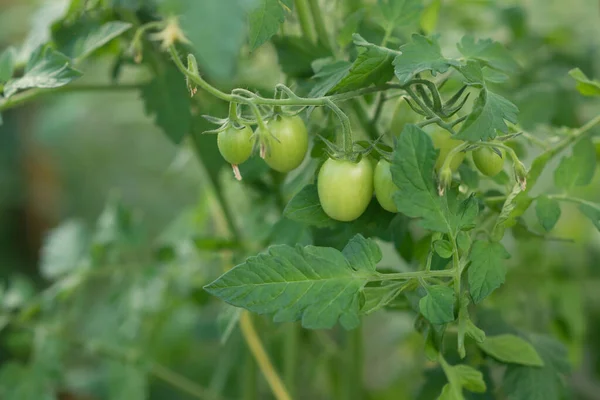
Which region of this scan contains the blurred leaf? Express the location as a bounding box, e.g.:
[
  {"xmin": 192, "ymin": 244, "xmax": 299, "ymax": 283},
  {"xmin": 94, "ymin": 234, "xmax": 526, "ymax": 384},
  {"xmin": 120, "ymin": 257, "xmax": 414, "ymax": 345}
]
[
  {"xmin": 374, "ymin": 0, "xmax": 423, "ymax": 33},
  {"xmin": 248, "ymin": 0, "xmax": 287, "ymax": 51},
  {"xmin": 204, "ymin": 235, "xmax": 379, "ymax": 329},
  {"xmin": 477, "ymin": 334, "xmax": 544, "ymax": 367},
  {"xmin": 3, "ymin": 45, "xmax": 82, "ymax": 98},
  {"xmin": 0, "ymin": 47, "xmax": 16, "ymax": 82},
  {"xmin": 217, "ymin": 305, "xmax": 242, "ymax": 344},
  {"xmin": 107, "ymin": 361, "xmax": 148, "ymax": 400},
  {"xmin": 419, "ymin": 285, "xmax": 455, "ymax": 325},
  {"xmin": 455, "ymin": 89, "xmax": 518, "ymax": 142},
  {"xmin": 337, "ymin": 9, "xmax": 365, "ymax": 48},
  {"xmin": 141, "ymin": 64, "xmax": 192, "ymax": 144},
  {"xmin": 331, "ymin": 35, "xmax": 394, "ymax": 92},
  {"xmin": 273, "ymin": 36, "xmax": 330, "ymax": 78},
  {"xmin": 569, "ymin": 68, "xmax": 600, "ymax": 96},
  {"xmin": 578, "ymin": 202, "xmax": 600, "ymax": 232},
  {"xmin": 457, "ymin": 36, "xmax": 518, "ymax": 73},
  {"xmin": 0, "ymin": 362, "xmax": 55, "ymax": 400},
  {"xmin": 269, "ymin": 218, "xmax": 313, "ymax": 246},
  {"xmin": 53, "ymin": 20, "xmax": 132, "ymax": 62},
  {"xmin": 554, "ymin": 138, "xmax": 595, "ymax": 189},
  {"xmin": 535, "ymin": 196, "xmax": 561, "ymax": 232},
  {"xmin": 283, "ymin": 184, "xmax": 336, "ymax": 228},
  {"xmin": 420, "ymin": 0, "xmax": 441, "ymax": 35},
  {"xmin": 514, "ymin": 84, "xmax": 557, "ymax": 129},
  {"xmin": 2, "ymin": 276, "xmax": 35, "ymax": 311},
  {"xmin": 468, "ymin": 240, "xmax": 509, "ymax": 304},
  {"xmin": 193, "ymin": 237, "xmax": 241, "ymax": 250},
  {"xmin": 40, "ymin": 220, "xmax": 88, "ymax": 280},
  {"xmin": 308, "ymin": 60, "xmax": 352, "ymax": 98},
  {"xmin": 166, "ymin": 0, "xmax": 256, "ymax": 80},
  {"xmin": 393, "ymin": 34, "xmax": 459, "ymax": 85},
  {"xmin": 458, "ymin": 163, "xmax": 479, "ymax": 188}
]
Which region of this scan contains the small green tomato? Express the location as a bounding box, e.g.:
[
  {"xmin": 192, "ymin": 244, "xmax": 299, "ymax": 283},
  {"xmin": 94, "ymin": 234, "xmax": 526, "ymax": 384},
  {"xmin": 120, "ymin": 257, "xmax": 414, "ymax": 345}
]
[
  {"xmin": 217, "ymin": 125, "xmax": 254, "ymax": 165},
  {"xmin": 374, "ymin": 159, "xmax": 399, "ymax": 213},
  {"xmin": 431, "ymin": 130, "xmax": 465, "ymax": 172},
  {"xmin": 473, "ymin": 147, "xmax": 505, "ymax": 177}
]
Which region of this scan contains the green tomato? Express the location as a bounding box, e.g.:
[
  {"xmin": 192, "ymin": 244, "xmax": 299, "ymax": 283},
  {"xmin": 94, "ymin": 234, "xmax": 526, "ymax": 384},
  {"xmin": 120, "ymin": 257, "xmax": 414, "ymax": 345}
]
[
  {"xmin": 264, "ymin": 115, "xmax": 309, "ymax": 172},
  {"xmin": 217, "ymin": 125, "xmax": 254, "ymax": 165},
  {"xmin": 318, "ymin": 157, "xmax": 374, "ymax": 222},
  {"xmin": 473, "ymin": 147, "xmax": 505, "ymax": 177},
  {"xmin": 431, "ymin": 130, "xmax": 465, "ymax": 172},
  {"xmin": 390, "ymin": 97, "xmax": 418, "ymax": 136},
  {"xmin": 374, "ymin": 159, "xmax": 398, "ymax": 213}
]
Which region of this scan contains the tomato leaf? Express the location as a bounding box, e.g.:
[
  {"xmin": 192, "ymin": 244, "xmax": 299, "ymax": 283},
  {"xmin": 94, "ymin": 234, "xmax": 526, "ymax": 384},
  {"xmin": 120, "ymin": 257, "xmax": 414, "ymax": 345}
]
[
  {"xmin": 331, "ymin": 35, "xmax": 395, "ymax": 93},
  {"xmin": 0, "ymin": 47, "xmax": 16, "ymax": 83},
  {"xmin": 204, "ymin": 235, "xmax": 379, "ymax": 329},
  {"xmin": 283, "ymin": 184, "xmax": 336, "ymax": 228},
  {"xmin": 419, "ymin": 285, "xmax": 455, "ymax": 325},
  {"xmin": 53, "ymin": 20, "xmax": 132, "ymax": 62},
  {"xmin": 248, "ymin": 0, "xmax": 288, "ymax": 51},
  {"xmin": 535, "ymin": 196, "xmax": 561, "ymax": 232},
  {"xmin": 569, "ymin": 68, "xmax": 600, "ymax": 97},
  {"xmin": 166, "ymin": 0, "xmax": 255, "ymax": 80},
  {"xmin": 554, "ymin": 138, "xmax": 596, "ymax": 189},
  {"xmin": 141, "ymin": 64, "xmax": 192, "ymax": 144},
  {"xmin": 455, "ymin": 89, "xmax": 518, "ymax": 141},
  {"xmin": 478, "ymin": 334, "xmax": 545, "ymax": 367},
  {"xmin": 468, "ymin": 240, "xmax": 510, "ymax": 304},
  {"xmin": 3, "ymin": 45, "xmax": 82, "ymax": 98},
  {"xmin": 361, "ymin": 283, "xmax": 406, "ymax": 314},
  {"xmin": 374, "ymin": 0, "xmax": 423, "ymax": 33},
  {"xmin": 391, "ymin": 125, "xmax": 477, "ymax": 234},
  {"xmin": 578, "ymin": 202, "xmax": 600, "ymax": 232},
  {"xmin": 457, "ymin": 36, "xmax": 519, "ymax": 73},
  {"xmin": 393, "ymin": 34, "xmax": 459, "ymax": 85},
  {"xmin": 308, "ymin": 60, "xmax": 352, "ymax": 98},
  {"xmin": 342, "ymin": 234, "xmax": 381, "ymax": 272}
]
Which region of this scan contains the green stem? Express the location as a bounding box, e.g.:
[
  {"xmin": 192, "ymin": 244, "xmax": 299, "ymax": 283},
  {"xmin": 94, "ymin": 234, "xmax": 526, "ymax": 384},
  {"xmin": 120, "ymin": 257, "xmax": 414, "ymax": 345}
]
[
  {"xmin": 547, "ymin": 114, "xmax": 600, "ymax": 158},
  {"xmin": 151, "ymin": 363, "xmax": 222, "ymax": 400},
  {"xmin": 450, "ymin": 235, "xmax": 461, "ymax": 299},
  {"xmin": 548, "ymin": 194, "xmax": 600, "ymax": 210},
  {"xmin": 404, "ymin": 86, "xmax": 455, "ymax": 134},
  {"xmin": 242, "ymin": 350, "xmax": 258, "ymax": 400},
  {"xmin": 0, "ymin": 83, "xmax": 143, "ymax": 112},
  {"xmin": 376, "ymin": 269, "xmax": 455, "ymax": 281},
  {"xmin": 307, "ymin": 0, "xmax": 334, "ymax": 50},
  {"xmin": 283, "ymin": 323, "xmax": 299, "ymax": 397},
  {"xmin": 294, "ymin": 0, "xmax": 317, "ymax": 43}
]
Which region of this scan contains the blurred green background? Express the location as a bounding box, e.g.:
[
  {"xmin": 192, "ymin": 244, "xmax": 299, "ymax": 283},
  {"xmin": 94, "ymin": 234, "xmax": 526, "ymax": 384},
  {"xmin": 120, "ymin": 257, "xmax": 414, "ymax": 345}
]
[{"xmin": 1, "ymin": 0, "xmax": 600, "ymax": 399}]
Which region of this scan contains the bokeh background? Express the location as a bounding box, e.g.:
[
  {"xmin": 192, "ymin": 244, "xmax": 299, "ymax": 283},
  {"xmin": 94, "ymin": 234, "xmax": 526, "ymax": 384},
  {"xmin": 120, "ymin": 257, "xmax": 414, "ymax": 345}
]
[{"xmin": 1, "ymin": 0, "xmax": 600, "ymax": 399}]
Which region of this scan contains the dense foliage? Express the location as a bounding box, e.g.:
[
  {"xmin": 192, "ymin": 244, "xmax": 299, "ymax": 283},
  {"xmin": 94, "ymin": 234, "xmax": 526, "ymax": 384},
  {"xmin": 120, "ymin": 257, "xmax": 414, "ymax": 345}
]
[{"xmin": 1, "ymin": 0, "xmax": 600, "ymax": 399}]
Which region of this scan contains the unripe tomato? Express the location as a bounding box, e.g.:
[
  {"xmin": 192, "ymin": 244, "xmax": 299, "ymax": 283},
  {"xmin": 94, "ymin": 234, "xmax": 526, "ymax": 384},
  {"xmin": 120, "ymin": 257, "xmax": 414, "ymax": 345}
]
[
  {"xmin": 318, "ymin": 157, "xmax": 374, "ymax": 222},
  {"xmin": 390, "ymin": 97, "xmax": 418, "ymax": 136},
  {"xmin": 217, "ymin": 125, "xmax": 254, "ymax": 165},
  {"xmin": 264, "ymin": 115, "xmax": 308, "ymax": 172},
  {"xmin": 473, "ymin": 147, "xmax": 505, "ymax": 177},
  {"xmin": 374, "ymin": 159, "xmax": 399, "ymax": 213},
  {"xmin": 431, "ymin": 130, "xmax": 465, "ymax": 172}
]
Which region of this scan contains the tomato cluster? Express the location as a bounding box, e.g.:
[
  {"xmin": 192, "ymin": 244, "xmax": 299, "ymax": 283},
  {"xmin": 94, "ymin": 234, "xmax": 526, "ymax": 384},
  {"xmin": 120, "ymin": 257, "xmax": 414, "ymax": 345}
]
[{"xmin": 217, "ymin": 115, "xmax": 309, "ymax": 177}]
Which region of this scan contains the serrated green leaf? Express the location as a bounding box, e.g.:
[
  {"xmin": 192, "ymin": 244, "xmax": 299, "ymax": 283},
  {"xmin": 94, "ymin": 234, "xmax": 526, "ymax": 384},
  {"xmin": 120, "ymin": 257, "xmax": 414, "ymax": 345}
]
[
  {"xmin": 455, "ymin": 89, "xmax": 518, "ymax": 141},
  {"xmin": 204, "ymin": 239, "xmax": 377, "ymax": 329},
  {"xmin": 391, "ymin": 125, "xmax": 477, "ymax": 234},
  {"xmin": 283, "ymin": 184, "xmax": 336, "ymax": 228},
  {"xmin": 332, "ymin": 35, "xmax": 394, "ymax": 92},
  {"xmin": 468, "ymin": 240, "xmax": 509, "ymax": 304},
  {"xmin": 478, "ymin": 334, "xmax": 544, "ymax": 366},
  {"xmin": 342, "ymin": 234, "xmax": 381, "ymax": 272},
  {"xmin": 578, "ymin": 202, "xmax": 600, "ymax": 232},
  {"xmin": 535, "ymin": 196, "xmax": 561, "ymax": 232},
  {"xmin": 569, "ymin": 68, "xmax": 600, "ymax": 97},
  {"xmin": 3, "ymin": 45, "xmax": 82, "ymax": 98},
  {"xmin": 419, "ymin": 285, "xmax": 455, "ymax": 325},
  {"xmin": 457, "ymin": 36, "xmax": 518, "ymax": 73},
  {"xmin": 248, "ymin": 0, "xmax": 287, "ymax": 51},
  {"xmin": 0, "ymin": 47, "xmax": 16, "ymax": 83},
  {"xmin": 40, "ymin": 220, "xmax": 88, "ymax": 280},
  {"xmin": 554, "ymin": 138, "xmax": 596, "ymax": 189},
  {"xmin": 141, "ymin": 64, "xmax": 192, "ymax": 144},
  {"xmin": 453, "ymin": 365, "xmax": 486, "ymax": 393},
  {"xmin": 308, "ymin": 60, "xmax": 352, "ymax": 98},
  {"xmin": 393, "ymin": 34, "xmax": 459, "ymax": 85},
  {"xmin": 361, "ymin": 283, "xmax": 406, "ymax": 314},
  {"xmin": 53, "ymin": 20, "xmax": 132, "ymax": 61}
]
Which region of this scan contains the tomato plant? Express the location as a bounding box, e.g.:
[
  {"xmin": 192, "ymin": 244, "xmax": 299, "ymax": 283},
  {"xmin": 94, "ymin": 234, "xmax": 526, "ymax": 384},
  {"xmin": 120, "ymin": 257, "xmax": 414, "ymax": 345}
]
[{"xmin": 1, "ymin": 0, "xmax": 600, "ymax": 399}]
